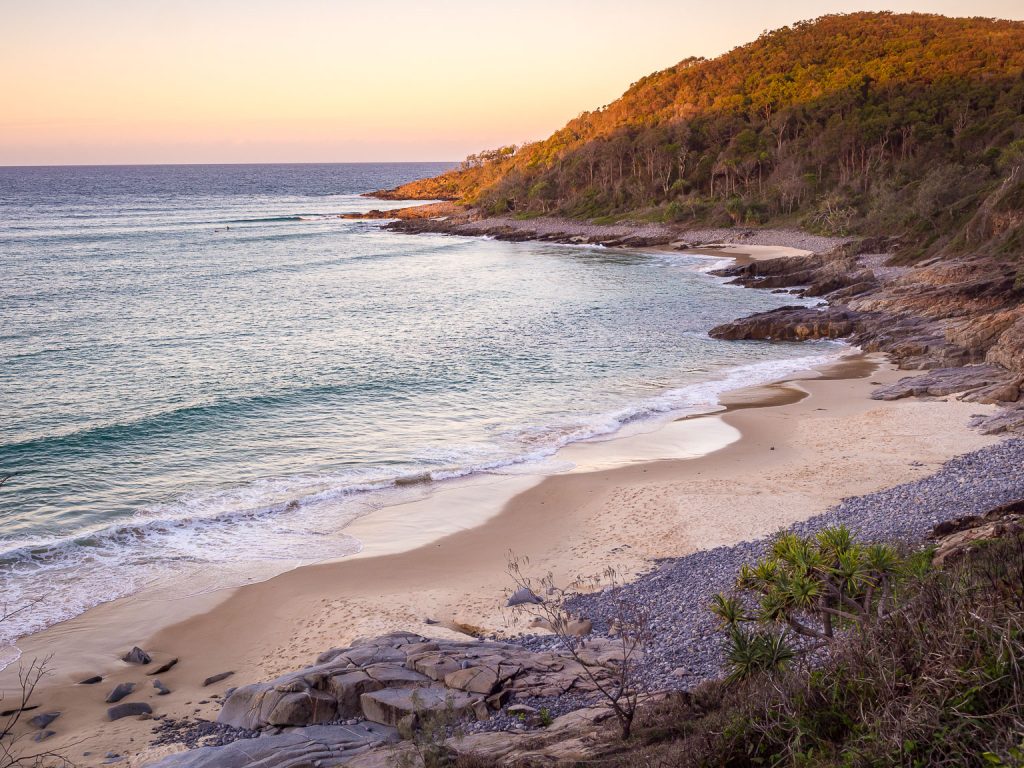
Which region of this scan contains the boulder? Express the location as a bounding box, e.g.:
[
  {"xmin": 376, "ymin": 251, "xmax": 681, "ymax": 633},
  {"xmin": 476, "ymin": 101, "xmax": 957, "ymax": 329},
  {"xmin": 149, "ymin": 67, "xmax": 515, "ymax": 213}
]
[
  {"xmin": 410, "ymin": 652, "xmax": 462, "ymax": 681},
  {"xmin": 105, "ymin": 682, "xmax": 135, "ymax": 703},
  {"xmin": 444, "ymin": 667, "xmax": 499, "ymax": 695},
  {"xmin": 340, "ymin": 646, "xmax": 406, "ymax": 667},
  {"xmin": 327, "ymin": 671, "xmax": 383, "ymax": 718},
  {"xmin": 506, "ymin": 588, "xmax": 543, "ymax": 607},
  {"xmin": 108, "ymin": 702, "xmax": 152, "ymax": 721},
  {"xmin": 364, "ymin": 664, "xmax": 429, "ymax": 687},
  {"xmin": 122, "ymin": 647, "xmax": 152, "ymax": 665},
  {"xmin": 218, "ymin": 684, "xmax": 281, "ymax": 730},
  {"xmin": 316, "ymin": 648, "xmax": 346, "ymax": 664},
  {"xmin": 78, "ymin": 675, "xmax": 102, "ymax": 685}
]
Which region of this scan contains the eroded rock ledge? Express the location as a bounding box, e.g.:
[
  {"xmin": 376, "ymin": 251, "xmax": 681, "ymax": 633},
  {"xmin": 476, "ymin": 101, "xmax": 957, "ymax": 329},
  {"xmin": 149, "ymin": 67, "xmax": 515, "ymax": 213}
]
[
  {"xmin": 702, "ymin": 235, "xmax": 1024, "ymax": 430},
  {"xmin": 148, "ymin": 632, "xmax": 627, "ymax": 767},
  {"xmin": 215, "ymin": 631, "xmax": 622, "ymax": 732}
]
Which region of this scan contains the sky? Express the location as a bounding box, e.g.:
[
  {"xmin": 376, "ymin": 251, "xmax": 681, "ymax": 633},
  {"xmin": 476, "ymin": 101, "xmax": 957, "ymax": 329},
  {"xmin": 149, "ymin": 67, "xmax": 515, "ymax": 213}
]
[{"xmin": 2, "ymin": 0, "xmax": 1023, "ymax": 166}]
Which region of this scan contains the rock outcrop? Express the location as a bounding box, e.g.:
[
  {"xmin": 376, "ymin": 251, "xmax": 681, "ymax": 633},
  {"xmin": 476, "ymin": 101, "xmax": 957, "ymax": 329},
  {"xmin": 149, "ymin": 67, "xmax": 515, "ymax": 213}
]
[
  {"xmin": 703, "ymin": 234, "xmax": 1024, "ymax": 429},
  {"xmin": 216, "ymin": 632, "xmax": 623, "ymax": 732},
  {"xmin": 709, "ymin": 305, "xmax": 865, "ymax": 341}
]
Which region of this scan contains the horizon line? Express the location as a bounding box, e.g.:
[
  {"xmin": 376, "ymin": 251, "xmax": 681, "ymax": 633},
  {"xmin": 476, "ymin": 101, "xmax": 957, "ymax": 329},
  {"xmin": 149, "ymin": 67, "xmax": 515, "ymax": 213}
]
[{"xmin": 0, "ymin": 160, "xmax": 459, "ymax": 169}]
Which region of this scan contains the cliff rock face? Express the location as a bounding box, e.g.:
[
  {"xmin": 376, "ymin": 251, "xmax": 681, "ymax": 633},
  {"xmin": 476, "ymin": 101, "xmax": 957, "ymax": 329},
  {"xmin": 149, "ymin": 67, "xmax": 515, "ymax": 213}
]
[{"xmin": 708, "ymin": 306, "xmax": 865, "ymax": 342}]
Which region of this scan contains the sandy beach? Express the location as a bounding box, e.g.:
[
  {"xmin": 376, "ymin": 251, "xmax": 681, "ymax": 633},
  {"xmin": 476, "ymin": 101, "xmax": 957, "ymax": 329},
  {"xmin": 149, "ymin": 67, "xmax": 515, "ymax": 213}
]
[{"xmin": 2, "ymin": 348, "xmax": 1000, "ymax": 767}]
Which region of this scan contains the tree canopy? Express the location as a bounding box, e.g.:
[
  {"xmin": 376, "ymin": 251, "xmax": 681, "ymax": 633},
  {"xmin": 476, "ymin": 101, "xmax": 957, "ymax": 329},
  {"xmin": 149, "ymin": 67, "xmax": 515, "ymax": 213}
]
[{"xmin": 387, "ymin": 13, "xmax": 1024, "ymax": 260}]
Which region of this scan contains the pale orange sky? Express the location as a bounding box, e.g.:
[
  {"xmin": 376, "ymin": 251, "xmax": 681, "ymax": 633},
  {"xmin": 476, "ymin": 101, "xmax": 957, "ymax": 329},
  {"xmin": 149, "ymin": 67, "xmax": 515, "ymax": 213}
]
[{"xmin": 3, "ymin": 0, "xmax": 1022, "ymax": 165}]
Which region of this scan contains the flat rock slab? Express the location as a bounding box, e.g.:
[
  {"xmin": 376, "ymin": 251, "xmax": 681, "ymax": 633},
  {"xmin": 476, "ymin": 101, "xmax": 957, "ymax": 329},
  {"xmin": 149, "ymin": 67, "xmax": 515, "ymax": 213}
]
[
  {"xmin": 360, "ymin": 686, "xmax": 483, "ymax": 727},
  {"xmin": 871, "ymin": 365, "xmax": 1008, "ymax": 401},
  {"xmin": 146, "ymin": 724, "xmax": 397, "ymax": 768}
]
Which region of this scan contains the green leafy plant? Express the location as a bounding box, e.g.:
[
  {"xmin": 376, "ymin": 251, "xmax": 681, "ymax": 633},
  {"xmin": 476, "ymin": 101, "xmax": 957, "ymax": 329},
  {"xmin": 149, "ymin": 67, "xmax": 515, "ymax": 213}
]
[{"xmin": 713, "ymin": 525, "xmax": 905, "ymax": 680}]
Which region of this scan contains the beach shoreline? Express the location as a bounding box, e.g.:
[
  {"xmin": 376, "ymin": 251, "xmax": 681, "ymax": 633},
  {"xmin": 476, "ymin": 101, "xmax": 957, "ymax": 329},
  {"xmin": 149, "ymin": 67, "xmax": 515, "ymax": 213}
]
[
  {"xmin": 4, "ymin": 346, "xmax": 1002, "ymax": 766},
  {"xmin": 2, "ymin": 214, "xmax": 1008, "ymax": 767}
]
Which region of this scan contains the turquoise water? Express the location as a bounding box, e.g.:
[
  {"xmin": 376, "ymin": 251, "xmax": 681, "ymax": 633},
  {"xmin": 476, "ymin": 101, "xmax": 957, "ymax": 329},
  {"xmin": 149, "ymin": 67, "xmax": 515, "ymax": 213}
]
[{"xmin": 0, "ymin": 163, "xmax": 840, "ymax": 650}]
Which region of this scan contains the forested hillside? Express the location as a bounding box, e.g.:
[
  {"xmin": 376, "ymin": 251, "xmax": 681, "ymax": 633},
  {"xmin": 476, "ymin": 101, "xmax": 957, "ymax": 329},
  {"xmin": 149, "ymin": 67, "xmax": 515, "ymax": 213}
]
[{"xmin": 381, "ymin": 13, "xmax": 1024, "ymax": 261}]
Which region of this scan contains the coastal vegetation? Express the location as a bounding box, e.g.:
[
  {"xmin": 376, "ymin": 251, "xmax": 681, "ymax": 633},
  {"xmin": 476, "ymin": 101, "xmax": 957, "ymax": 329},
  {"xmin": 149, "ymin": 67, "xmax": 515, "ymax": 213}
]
[
  {"xmin": 382, "ymin": 13, "xmax": 1024, "ymax": 264},
  {"xmin": 711, "ymin": 525, "xmax": 911, "ymax": 681},
  {"xmin": 453, "ymin": 529, "xmax": 1024, "ymax": 767}
]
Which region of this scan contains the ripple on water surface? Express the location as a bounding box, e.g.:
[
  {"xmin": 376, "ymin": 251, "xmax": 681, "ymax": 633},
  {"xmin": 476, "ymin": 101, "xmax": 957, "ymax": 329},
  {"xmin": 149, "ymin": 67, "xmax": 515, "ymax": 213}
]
[{"xmin": 0, "ymin": 163, "xmax": 844, "ymax": 654}]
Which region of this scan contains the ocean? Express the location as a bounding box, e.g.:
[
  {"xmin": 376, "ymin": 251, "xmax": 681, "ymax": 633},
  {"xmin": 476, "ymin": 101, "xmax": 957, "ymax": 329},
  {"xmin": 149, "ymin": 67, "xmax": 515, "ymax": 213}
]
[{"xmin": 0, "ymin": 163, "xmax": 841, "ymax": 659}]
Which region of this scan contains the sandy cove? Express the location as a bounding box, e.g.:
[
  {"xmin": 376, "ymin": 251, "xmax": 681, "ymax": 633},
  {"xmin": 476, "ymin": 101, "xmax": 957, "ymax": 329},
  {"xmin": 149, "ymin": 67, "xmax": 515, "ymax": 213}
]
[{"xmin": 3, "ymin": 350, "xmax": 1000, "ymax": 767}]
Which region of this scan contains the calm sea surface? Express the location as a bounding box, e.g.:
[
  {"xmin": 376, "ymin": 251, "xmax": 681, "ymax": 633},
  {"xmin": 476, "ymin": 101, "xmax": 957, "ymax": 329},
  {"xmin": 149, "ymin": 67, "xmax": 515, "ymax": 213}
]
[{"xmin": 0, "ymin": 163, "xmax": 840, "ymax": 653}]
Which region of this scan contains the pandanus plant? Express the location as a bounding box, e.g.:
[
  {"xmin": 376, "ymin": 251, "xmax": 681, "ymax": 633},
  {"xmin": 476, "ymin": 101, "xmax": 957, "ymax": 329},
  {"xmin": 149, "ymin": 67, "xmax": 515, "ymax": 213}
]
[{"xmin": 711, "ymin": 525, "xmax": 905, "ymax": 680}]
